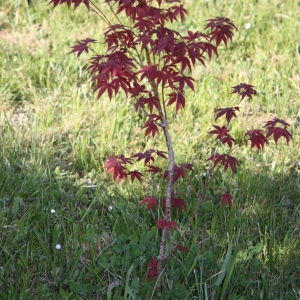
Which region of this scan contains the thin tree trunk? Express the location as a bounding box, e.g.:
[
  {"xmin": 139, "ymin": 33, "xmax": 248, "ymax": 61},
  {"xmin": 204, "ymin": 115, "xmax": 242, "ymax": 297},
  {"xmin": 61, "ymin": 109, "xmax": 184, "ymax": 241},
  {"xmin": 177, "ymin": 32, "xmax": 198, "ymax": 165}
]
[{"xmin": 157, "ymin": 120, "xmax": 175, "ymax": 278}]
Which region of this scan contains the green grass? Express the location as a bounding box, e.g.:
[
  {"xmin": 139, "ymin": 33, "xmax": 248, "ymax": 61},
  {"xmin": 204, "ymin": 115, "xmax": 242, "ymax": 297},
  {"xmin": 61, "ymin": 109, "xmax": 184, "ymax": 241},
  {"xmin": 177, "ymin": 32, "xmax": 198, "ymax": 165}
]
[{"xmin": 0, "ymin": 0, "xmax": 299, "ymax": 299}]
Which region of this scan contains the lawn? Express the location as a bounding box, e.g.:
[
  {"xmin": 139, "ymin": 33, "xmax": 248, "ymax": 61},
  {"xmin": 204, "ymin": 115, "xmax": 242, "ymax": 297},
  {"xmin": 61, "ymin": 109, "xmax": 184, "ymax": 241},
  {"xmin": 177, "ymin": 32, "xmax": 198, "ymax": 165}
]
[{"xmin": 0, "ymin": 0, "xmax": 299, "ymax": 299}]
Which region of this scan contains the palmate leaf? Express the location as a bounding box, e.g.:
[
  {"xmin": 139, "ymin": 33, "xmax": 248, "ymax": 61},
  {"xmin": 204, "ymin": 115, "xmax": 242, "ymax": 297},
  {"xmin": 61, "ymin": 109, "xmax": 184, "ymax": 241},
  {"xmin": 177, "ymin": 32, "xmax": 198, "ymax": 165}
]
[
  {"xmin": 163, "ymin": 163, "xmax": 193, "ymax": 183},
  {"xmin": 105, "ymin": 24, "xmax": 136, "ymax": 51},
  {"xmin": 140, "ymin": 196, "xmax": 157, "ymax": 210},
  {"xmin": 132, "ymin": 149, "xmax": 156, "ymax": 165},
  {"xmin": 232, "ymin": 83, "xmax": 257, "ymax": 101},
  {"xmin": 264, "ymin": 117, "xmax": 290, "ymax": 128},
  {"xmin": 146, "ymin": 257, "xmax": 159, "ymax": 280},
  {"xmin": 176, "ymin": 244, "xmax": 189, "ymax": 252},
  {"xmin": 205, "ymin": 17, "xmax": 237, "ymax": 46},
  {"xmin": 146, "ymin": 165, "xmax": 162, "ymax": 174},
  {"xmin": 215, "ymin": 106, "xmax": 240, "ymax": 124},
  {"xmin": 208, "ymin": 125, "xmax": 230, "ymax": 138},
  {"xmin": 264, "ymin": 117, "xmax": 293, "ymax": 144},
  {"xmin": 207, "ymin": 153, "xmax": 239, "ymax": 172},
  {"xmin": 135, "ymin": 96, "xmax": 160, "ymax": 113},
  {"xmin": 156, "ymin": 219, "xmax": 178, "ymax": 230},
  {"xmin": 162, "ymin": 196, "xmax": 186, "ymax": 212},
  {"xmin": 127, "ymin": 170, "xmax": 144, "ymax": 182},
  {"xmin": 143, "ymin": 114, "xmax": 161, "ymax": 137},
  {"xmin": 220, "ymin": 191, "xmax": 233, "ymax": 207},
  {"xmin": 208, "ymin": 125, "xmax": 235, "ymax": 148},
  {"xmin": 104, "ymin": 155, "xmax": 132, "ymax": 182},
  {"xmin": 68, "ymin": 38, "xmax": 96, "ymax": 57},
  {"xmin": 266, "ymin": 127, "xmax": 293, "ymax": 144},
  {"xmin": 131, "ymin": 149, "xmax": 167, "ymax": 165},
  {"xmin": 245, "ymin": 129, "xmax": 268, "ymax": 150},
  {"xmin": 167, "ymin": 91, "xmax": 185, "ymax": 112}
]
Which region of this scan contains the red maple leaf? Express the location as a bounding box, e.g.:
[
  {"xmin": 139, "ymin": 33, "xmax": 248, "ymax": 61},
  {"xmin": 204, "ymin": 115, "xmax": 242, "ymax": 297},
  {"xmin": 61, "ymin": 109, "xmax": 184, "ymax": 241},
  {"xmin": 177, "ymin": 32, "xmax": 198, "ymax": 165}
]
[
  {"xmin": 68, "ymin": 38, "xmax": 96, "ymax": 57},
  {"xmin": 104, "ymin": 155, "xmax": 132, "ymax": 182},
  {"xmin": 220, "ymin": 135, "xmax": 235, "ymax": 149},
  {"xmin": 199, "ymin": 42, "xmax": 218, "ymax": 59},
  {"xmin": 208, "ymin": 125, "xmax": 230, "ymax": 138},
  {"xmin": 183, "ymin": 30, "xmax": 208, "ymax": 42},
  {"xmin": 174, "ymin": 75, "xmax": 194, "ymax": 91},
  {"xmin": 146, "ymin": 165, "xmax": 162, "ymax": 174},
  {"xmin": 206, "ymin": 153, "xmax": 239, "ymax": 172},
  {"xmin": 163, "ymin": 163, "xmax": 193, "ymax": 183},
  {"xmin": 140, "ymin": 196, "xmax": 157, "ymax": 210},
  {"xmin": 135, "ymin": 95, "xmax": 160, "ymax": 113},
  {"xmin": 146, "ymin": 257, "xmax": 159, "ymax": 280},
  {"xmin": 167, "ymin": 91, "xmax": 185, "ymax": 112},
  {"xmin": 264, "ymin": 117, "xmax": 290, "ymax": 128},
  {"xmin": 155, "ymin": 149, "xmax": 167, "ymax": 159},
  {"xmin": 245, "ymin": 129, "xmax": 269, "ymax": 150},
  {"xmin": 132, "ymin": 149, "xmax": 167, "ymax": 165},
  {"xmin": 266, "ymin": 127, "xmax": 293, "ymax": 144},
  {"xmin": 127, "ymin": 170, "xmax": 144, "ymax": 182},
  {"xmin": 137, "ymin": 64, "xmax": 164, "ymax": 85},
  {"xmin": 208, "ymin": 125, "xmax": 235, "ymax": 148},
  {"xmin": 132, "ymin": 149, "xmax": 156, "ymax": 165},
  {"xmin": 167, "ymin": 4, "xmax": 188, "ymax": 22},
  {"xmin": 264, "ymin": 117, "xmax": 293, "ymax": 144},
  {"xmin": 205, "ymin": 17, "xmax": 237, "ymax": 46},
  {"xmin": 171, "ymin": 197, "xmax": 186, "ymax": 212},
  {"xmin": 143, "ymin": 114, "xmax": 161, "ymax": 137},
  {"xmin": 176, "ymin": 244, "xmax": 189, "ymax": 252},
  {"xmin": 163, "ymin": 196, "xmax": 186, "ymax": 212},
  {"xmin": 155, "ymin": 31, "xmax": 175, "ymax": 54},
  {"xmin": 156, "ymin": 219, "xmax": 178, "ymax": 230},
  {"xmin": 104, "ymin": 24, "xmax": 136, "ymax": 51},
  {"xmin": 215, "ymin": 106, "xmax": 240, "ymax": 124},
  {"xmin": 232, "ymin": 83, "xmax": 257, "ymax": 101},
  {"xmin": 220, "ymin": 191, "xmax": 232, "ymax": 207},
  {"xmin": 87, "ymin": 51, "xmax": 137, "ymax": 100}
]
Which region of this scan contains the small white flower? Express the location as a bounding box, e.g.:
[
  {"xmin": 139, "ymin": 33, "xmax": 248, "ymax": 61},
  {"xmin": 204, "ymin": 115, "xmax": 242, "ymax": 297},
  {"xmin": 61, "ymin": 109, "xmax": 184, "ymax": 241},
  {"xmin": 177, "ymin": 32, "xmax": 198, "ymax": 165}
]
[
  {"xmin": 50, "ymin": 209, "xmax": 56, "ymax": 214},
  {"xmin": 55, "ymin": 244, "xmax": 62, "ymax": 250},
  {"xmin": 108, "ymin": 205, "xmax": 113, "ymax": 211},
  {"xmin": 245, "ymin": 23, "xmax": 251, "ymax": 30},
  {"xmin": 5, "ymin": 158, "xmax": 11, "ymax": 170}
]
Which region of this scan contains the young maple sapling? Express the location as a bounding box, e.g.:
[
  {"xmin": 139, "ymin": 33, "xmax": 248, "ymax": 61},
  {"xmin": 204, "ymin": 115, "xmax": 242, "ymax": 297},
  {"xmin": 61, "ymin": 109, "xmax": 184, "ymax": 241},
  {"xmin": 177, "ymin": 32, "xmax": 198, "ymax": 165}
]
[{"xmin": 49, "ymin": 0, "xmax": 292, "ymax": 282}]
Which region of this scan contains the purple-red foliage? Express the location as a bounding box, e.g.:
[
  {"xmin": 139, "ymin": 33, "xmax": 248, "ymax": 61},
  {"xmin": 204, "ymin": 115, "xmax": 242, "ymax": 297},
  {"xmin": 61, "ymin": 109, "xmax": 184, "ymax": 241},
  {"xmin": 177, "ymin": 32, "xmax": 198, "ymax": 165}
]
[
  {"xmin": 232, "ymin": 83, "xmax": 257, "ymax": 101},
  {"xmin": 220, "ymin": 191, "xmax": 233, "ymax": 207},
  {"xmin": 264, "ymin": 117, "xmax": 293, "ymax": 144},
  {"xmin": 146, "ymin": 257, "xmax": 159, "ymax": 280},
  {"xmin": 215, "ymin": 106, "xmax": 240, "ymax": 124},
  {"xmin": 156, "ymin": 219, "xmax": 178, "ymax": 230},
  {"xmin": 208, "ymin": 125, "xmax": 235, "ymax": 148},
  {"xmin": 140, "ymin": 196, "xmax": 157, "ymax": 210},
  {"xmin": 163, "ymin": 163, "xmax": 193, "ymax": 183},
  {"xmin": 162, "ymin": 196, "xmax": 186, "ymax": 212},
  {"xmin": 50, "ymin": 0, "xmax": 293, "ymax": 282},
  {"xmin": 207, "ymin": 153, "xmax": 239, "ymax": 173},
  {"xmin": 69, "ymin": 38, "xmax": 96, "ymax": 57},
  {"xmin": 246, "ymin": 129, "xmax": 268, "ymax": 150}
]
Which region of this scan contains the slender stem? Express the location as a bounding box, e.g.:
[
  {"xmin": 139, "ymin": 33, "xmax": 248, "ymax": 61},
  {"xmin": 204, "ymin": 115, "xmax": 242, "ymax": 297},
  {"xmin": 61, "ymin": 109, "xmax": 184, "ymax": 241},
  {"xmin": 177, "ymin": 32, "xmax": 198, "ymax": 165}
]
[
  {"xmin": 158, "ymin": 122, "xmax": 175, "ymax": 261},
  {"xmin": 90, "ymin": 0, "xmax": 112, "ymax": 26},
  {"xmin": 88, "ymin": 2, "xmax": 178, "ymax": 277}
]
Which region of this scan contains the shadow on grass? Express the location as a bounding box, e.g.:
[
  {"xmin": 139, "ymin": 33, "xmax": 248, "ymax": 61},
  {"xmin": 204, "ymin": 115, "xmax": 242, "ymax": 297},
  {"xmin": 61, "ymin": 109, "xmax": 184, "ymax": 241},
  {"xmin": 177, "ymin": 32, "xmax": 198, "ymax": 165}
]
[{"xmin": 0, "ymin": 147, "xmax": 299, "ymax": 299}]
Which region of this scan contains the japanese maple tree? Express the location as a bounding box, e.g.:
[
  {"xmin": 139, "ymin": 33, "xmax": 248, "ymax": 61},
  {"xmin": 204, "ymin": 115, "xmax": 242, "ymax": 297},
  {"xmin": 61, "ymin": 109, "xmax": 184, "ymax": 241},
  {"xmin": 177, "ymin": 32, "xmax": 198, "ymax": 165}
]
[{"xmin": 49, "ymin": 0, "xmax": 292, "ymax": 284}]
